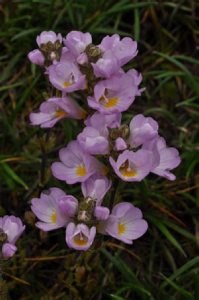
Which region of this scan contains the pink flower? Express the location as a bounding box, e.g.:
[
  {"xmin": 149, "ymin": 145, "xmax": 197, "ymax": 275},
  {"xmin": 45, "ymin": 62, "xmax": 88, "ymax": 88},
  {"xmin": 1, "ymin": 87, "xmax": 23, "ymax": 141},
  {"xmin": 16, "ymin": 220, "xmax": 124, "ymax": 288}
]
[
  {"xmin": 0, "ymin": 216, "xmax": 25, "ymax": 258},
  {"xmin": 65, "ymin": 222, "xmax": 96, "ymax": 251},
  {"xmin": 100, "ymin": 202, "xmax": 148, "ymax": 244},
  {"xmin": 91, "ymin": 51, "xmax": 119, "ymax": 78},
  {"xmin": 109, "ymin": 149, "xmax": 153, "ymax": 182},
  {"xmin": 63, "ymin": 31, "xmax": 92, "ymax": 57},
  {"xmin": 92, "ymin": 34, "xmax": 137, "ymax": 78},
  {"xmin": 94, "ymin": 206, "xmax": 110, "ymax": 221},
  {"xmin": 31, "ymin": 188, "xmax": 77, "ymax": 231},
  {"xmin": 151, "ymin": 137, "xmax": 181, "ymax": 180},
  {"xmin": 77, "ymin": 126, "xmax": 109, "ymax": 155},
  {"xmin": 2, "ymin": 243, "xmax": 17, "ymax": 258},
  {"xmin": 98, "ymin": 34, "xmax": 137, "ymax": 67},
  {"xmin": 85, "ymin": 111, "xmax": 121, "ymax": 129},
  {"xmin": 87, "ymin": 70, "xmax": 142, "ymax": 114},
  {"xmin": 48, "ymin": 60, "xmax": 86, "ymax": 93},
  {"xmin": 29, "ymin": 97, "xmax": 86, "ymax": 128},
  {"xmin": 28, "ymin": 49, "xmax": 45, "ymax": 66},
  {"xmin": 36, "ymin": 31, "xmax": 62, "ymax": 46},
  {"xmin": 114, "ymin": 137, "xmax": 128, "ymax": 151},
  {"xmin": 81, "ymin": 174, "xmax": 111, "ymax": 205},
  {"xmin": 51, "ymin": 141, "xmax": 103, "ymax": 184},
  {"xmin": 129, "ymin": 114, "xmax": 159, "ymax": 148},
  {"xmin": 76, "ymin": 53, "xmax": 88, "ymax": 65},
  {"xmin": 79, "ymin": 112, "xmax": 122, "ymax": 155}
]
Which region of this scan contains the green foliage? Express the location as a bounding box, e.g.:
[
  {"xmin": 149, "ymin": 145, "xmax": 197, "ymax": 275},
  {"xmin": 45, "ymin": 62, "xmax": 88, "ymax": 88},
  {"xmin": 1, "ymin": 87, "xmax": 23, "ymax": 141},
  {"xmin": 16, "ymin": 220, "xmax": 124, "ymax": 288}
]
[{"xmin": 0, "ymin": 0, "xmax": 198, "ymax": 299}]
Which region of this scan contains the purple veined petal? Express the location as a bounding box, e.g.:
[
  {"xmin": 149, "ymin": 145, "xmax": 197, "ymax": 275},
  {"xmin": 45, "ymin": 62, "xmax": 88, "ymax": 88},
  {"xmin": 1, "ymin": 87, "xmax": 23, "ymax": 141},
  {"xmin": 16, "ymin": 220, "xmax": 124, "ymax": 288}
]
[
  {"xmin": 31, "ymin": 204, "xmax": 66, "ymax": 229},
  {"xmin": 102, "ymin": 202, "xmax": 148, "ymax": 244},
  {"xmin": 51, "ymin": 162, "xmax": 69, "ymax": 181},
  {"xmin": 97, "ymin": 215, "xmax": 117, "ymax": 235},
  {"xmin": 111, "ymin": 202, "xmax": 143, "ymax": 220},
  {"xmin": 87, "ymin": 70, "xmax": 141, "ymax": 114},
  {"xmin": 48, "ymin": 187, "xmax": 66, "ymax": 201},
  {"xmin": 77, "ymin": 126, "xmax": 109, "ymax": 155},
  {"xmin": 85, "ymin": 112, "xmax": 121, "ymax": 129},
  {"xmin": 109, "ymin": 149, "xmax": 153, "ymax": 182},
  {"xmin": 129, "ymin": 114, "xmax": 159, "ymax": 147},
  {"xmin": 30, "ymin": 112, "xmax": 61, "ymax": 128},
  {"xmin": 30, "ymin": 96, "xmax": 85, "ymax": 128},
  {"xmin": 57, "ymin": 97, "xmax": 86, "ymax": 119},
  {"xmin": 36, "ymin": 187, "xmax": 67, "ymax": 221},
  {"xmin": 35, "ymin": 221, "xmax": 65, "ymax": 231},
  {"xmin": 2, "ymin": 243, "xmax": 17, "ymax": 258},
  {"xmin": 98, "ymin": 34, "xmax": 120, "ymax": 51},
  {"xmin": 65, "ymin": 222, "xmax": 96, "ymax": 251},
  {"xmin": 59, "ymin": 48, "xmax": 77, "ymax": 65},
  {"xmin": 94, "ymin": 206, "xmax": 110, "ymax": 220},
  {"xmin": 31, "ymin": 200, "xmax": 57, "ymax": 223},
  {"xmin": 142, "ymin": 137, "xmax": 160, "ymax": 170},
  {"xmin": 28, "ymin": 49, "xmax": 45, "ymax": 66},
  {"xmin": 48, "ymin": 61, "xmax": 86, "ymax": 93},
  {"xmin": 112, "ymin": 37, "xmax": 138, "ymax": 66},
  {"xmin": 46, "ymin": 97, "xmax": 86, "ymax": 119},
  {"xmin": 36, "ymin": 31, "xmax": 62, "ymax": 46},
  {"xmin": 114, "ymin": 137, "xmax": 127, "ymax": 151},
  {"xmin": 98, "ymin": 34, "xmax": 138, "ymax": 67},
  {"xmin": 59, "ymin": 140, "xmax": 85, "ymax": 166},
  {"xmin": 101, "ymin": 215, "xmax": 120, "ymax": 238},
  {"xmin": 0, "ymin": 218, "xmax": 24, "ymax": 257},
  {"xmin": 92, "ymin": 51, "xmax": 119, "ymax": 78},
  {"xmin": 0, "ymin": 216, "xmax": 10, "ymax": 227},
  {"xmin": 58, "ymin": 195, "xmax": 78, "ymax": 218},
  {"xmin": 29, "ymin": 112, "xmax": 54, "ymax": 125},
  {"xmin": 2, "ymin": 216, "xmax": 25, "ymax": 244},
  {"xmin": 51, "ymin": 162, "xmax": 92, "ymax": 184},
  {"xmin": 151, "ymin": 136, "xmax": 181, "ymax": 180},
  {"xmin": 51, "ymin": 141, "xmax": 97, "ymax": 184},
  {"xmin": 31, "ymin": 188, "xmax": 70, "ymax": 231},
  {"xmin": 89, "ymin": 156, "xmax": 110, "ymax": 178},
  {"xmin": 125, "ymin": 69, "xmax": 144, "ymax": 96},
  {"xmin": 81, "ymin": 174, "xmax": 112, "ymax": 205},
  {"xmin": 77, "ymin": 53, "xmax": 88, "ymax": 65},
  {"xmin": 63, "ymin": 31, "xmax": 92, "ymax": 57},
  {"xmin": 120, "ymin": 219, "xmax": 148, "ymax": 241}
]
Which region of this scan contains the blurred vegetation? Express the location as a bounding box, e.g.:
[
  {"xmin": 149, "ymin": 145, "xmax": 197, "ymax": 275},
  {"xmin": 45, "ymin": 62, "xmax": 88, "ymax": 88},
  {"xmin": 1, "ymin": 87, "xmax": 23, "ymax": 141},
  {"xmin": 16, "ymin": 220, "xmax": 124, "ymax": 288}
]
[{"xmin": 0, "ymin": 0, "xmax": 199, "ymax": 299}]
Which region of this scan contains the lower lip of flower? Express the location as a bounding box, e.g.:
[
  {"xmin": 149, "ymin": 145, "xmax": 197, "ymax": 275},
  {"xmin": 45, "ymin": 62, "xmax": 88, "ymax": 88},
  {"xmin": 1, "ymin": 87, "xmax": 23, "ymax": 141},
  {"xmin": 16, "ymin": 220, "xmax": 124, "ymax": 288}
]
[
  {"xmin": 75, "ymin": 165, "xmax": 87, "ymax": 177},
  {"xmin": 50, "ymin": 210, "xmax": 57, "ymax": 223},
  {"xmin": 119, "ymin": 164, "xmax": 137, "ymax": 178},
  {"xmin": 99, "ymin": 94, "xmax": 119, "ymax": 108},
  {"xmin": 55, "ymin": 110, "xmax": 68, "ymax": 118},
  {"xmin": 63, "ymin": 81, "xmax": 73, "ymax": 88},
  {"xmin": 103, "ymin": 97, "xmax": 118, "ymax": 108},
  {"xmin": 118, "ymin": 222, "xmax": 126, "ymax": 235},
  {"xmin": 73, "ymin": 234, "xmax": 88, "ymax": 246}
]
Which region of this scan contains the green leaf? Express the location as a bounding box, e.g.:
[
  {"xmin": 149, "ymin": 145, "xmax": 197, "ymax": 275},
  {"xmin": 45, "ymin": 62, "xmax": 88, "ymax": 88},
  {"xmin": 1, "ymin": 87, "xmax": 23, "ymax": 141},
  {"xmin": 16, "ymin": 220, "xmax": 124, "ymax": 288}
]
[
  {"xmin": 160, "ymin": 274, "xmax": 194, "ymax": 299},
  {"xmin": 160, "ymin": 256, "xmax": 199, "ymax": 289},
  {"xmin": 148, "ymin": 215, "xmax": 186, "ymax": 256},
  {"xmin": 0, "ymin": 163, "xmax": 28, "ymax": 190}
]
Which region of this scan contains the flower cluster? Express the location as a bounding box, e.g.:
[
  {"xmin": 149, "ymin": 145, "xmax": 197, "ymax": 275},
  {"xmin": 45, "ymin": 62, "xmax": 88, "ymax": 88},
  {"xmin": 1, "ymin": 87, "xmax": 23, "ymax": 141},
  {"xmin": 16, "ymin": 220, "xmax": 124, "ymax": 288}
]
[
  {"xmin": 28, "ymin": 31, "xmax": 181, "ymax": 251},
  {"xmin": 31, "ymin": 181, "xmax": 147, "ymax": 250},
  {"xmin": 0, "ymin": 216, "xmax": 25, "ymax": 258}
]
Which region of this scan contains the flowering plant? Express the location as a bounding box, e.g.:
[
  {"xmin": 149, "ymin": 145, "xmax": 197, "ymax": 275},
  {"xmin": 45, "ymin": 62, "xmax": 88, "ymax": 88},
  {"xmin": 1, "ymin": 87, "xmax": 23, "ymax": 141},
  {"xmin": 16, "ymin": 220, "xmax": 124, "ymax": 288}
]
[
  {"xmin": 0, "ymin": 216, "xmax": 25, "ymax": 258},
  {"xmin": 28, "ymin": 30, "xmax": 181, "ymax": 251}
]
